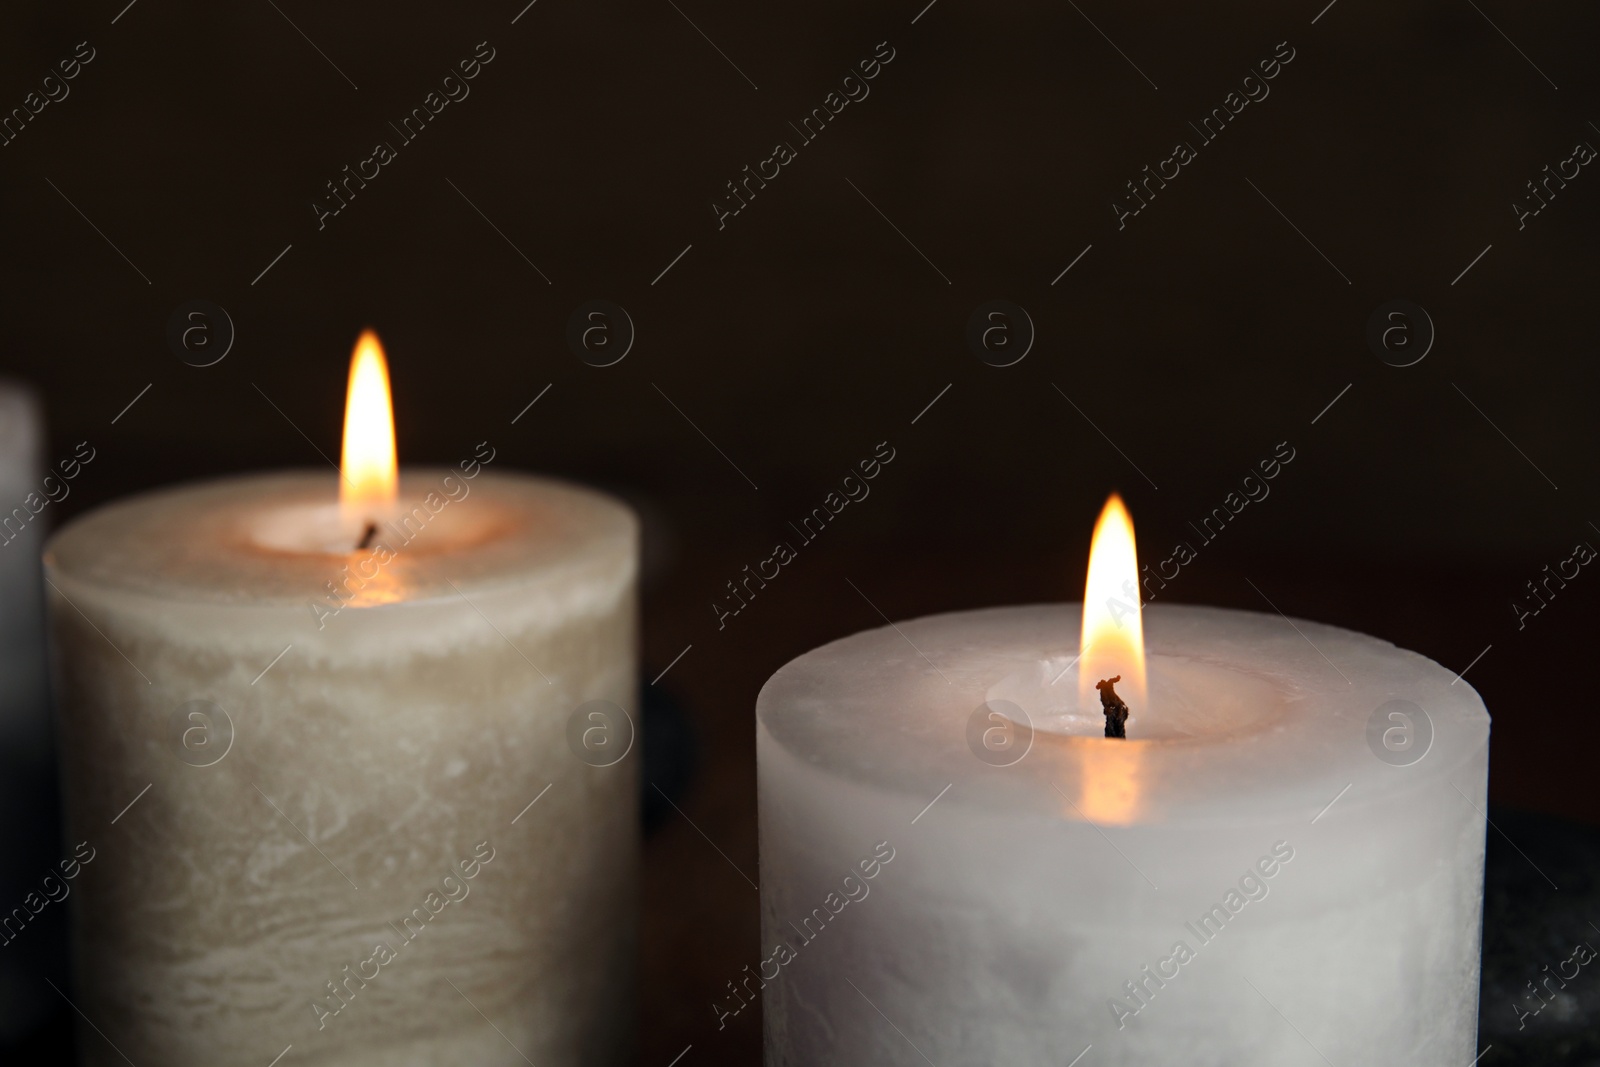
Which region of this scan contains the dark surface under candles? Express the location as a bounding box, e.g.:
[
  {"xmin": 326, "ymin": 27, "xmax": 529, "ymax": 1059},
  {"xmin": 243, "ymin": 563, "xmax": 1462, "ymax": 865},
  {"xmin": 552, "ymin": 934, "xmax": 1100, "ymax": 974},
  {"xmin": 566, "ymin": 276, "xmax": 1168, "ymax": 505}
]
[{"xmin": 2, "ymin": 0, "xmax": 1599, "ymax": 1063}]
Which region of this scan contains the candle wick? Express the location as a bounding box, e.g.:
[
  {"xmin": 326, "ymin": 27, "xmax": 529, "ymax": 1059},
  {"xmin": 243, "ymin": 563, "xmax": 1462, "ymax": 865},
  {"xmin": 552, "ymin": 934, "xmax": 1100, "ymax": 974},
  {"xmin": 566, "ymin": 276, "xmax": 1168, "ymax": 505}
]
[
  {"xmin": 355, "ymin": 522, "xmax": 379, "ymax": 551},
  {"xmin": 1096, "ymin": 676, "xmax": 1131, "ymax": 739}
]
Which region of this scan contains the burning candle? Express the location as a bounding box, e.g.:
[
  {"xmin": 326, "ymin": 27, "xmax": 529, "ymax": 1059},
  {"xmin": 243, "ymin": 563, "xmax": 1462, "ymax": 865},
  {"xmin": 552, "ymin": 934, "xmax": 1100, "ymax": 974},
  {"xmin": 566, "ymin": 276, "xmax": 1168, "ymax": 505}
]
[
  {"xmin": 45, "ymin": 333, "xmax": 638, "ymax": 1065},
  {"xmin": 756, "ymin": 495, "xmax": 1489, "ymax": 1065}
]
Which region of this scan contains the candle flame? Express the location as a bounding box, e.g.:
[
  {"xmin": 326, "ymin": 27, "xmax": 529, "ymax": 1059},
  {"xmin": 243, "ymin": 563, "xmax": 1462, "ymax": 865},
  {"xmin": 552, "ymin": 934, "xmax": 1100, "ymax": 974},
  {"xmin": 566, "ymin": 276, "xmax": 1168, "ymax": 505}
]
[
  {"xmin": 1079, "ymin": 493, "xmax": 1147, "ymax": 712},
  {"xmin": 339, "ymin": 329, "xmax": 397, "ymax": 523}
]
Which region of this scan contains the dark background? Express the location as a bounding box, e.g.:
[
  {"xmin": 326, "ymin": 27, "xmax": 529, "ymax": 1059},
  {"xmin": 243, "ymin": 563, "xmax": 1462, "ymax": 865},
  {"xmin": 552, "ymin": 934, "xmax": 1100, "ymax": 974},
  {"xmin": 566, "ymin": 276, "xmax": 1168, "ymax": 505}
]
[{"xmin": 2, "ymin": 0, "xmax": 1598, "ymax": 1063}]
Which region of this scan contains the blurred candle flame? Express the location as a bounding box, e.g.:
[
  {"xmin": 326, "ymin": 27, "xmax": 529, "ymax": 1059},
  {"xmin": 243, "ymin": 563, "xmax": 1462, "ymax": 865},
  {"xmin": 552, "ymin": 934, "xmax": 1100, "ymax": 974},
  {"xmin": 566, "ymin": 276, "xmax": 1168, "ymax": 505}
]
[
  {"xmin": 1079, "ymin": 493, "xmax": 1148, "ymax": 713},
  {"xmin": 339, "ymin": 329, "xmax": 397, "ymax": 525}
]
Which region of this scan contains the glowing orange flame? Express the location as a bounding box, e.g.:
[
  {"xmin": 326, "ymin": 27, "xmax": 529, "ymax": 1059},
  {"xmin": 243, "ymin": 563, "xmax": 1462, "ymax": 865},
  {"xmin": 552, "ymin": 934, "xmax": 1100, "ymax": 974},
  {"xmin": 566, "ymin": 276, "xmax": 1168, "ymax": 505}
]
[
  {"xmin": 1079, "ymin": 493, "xmax": 1147, "ymax": 712},
  {"xmin": 339, "ymin": 329, "xmax": 397, "ymax": 524}
]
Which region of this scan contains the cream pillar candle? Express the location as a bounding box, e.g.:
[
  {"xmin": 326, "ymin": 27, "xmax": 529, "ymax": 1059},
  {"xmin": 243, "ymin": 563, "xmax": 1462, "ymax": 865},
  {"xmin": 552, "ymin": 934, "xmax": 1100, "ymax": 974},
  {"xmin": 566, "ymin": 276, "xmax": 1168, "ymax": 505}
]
[
  {"xmin": 756, "ymin": 601, "xmax": 1490, "ymax": 1065},
  {"xmin": 45, "ymin": 410, "xmax": 637, "ymax": 1061}
]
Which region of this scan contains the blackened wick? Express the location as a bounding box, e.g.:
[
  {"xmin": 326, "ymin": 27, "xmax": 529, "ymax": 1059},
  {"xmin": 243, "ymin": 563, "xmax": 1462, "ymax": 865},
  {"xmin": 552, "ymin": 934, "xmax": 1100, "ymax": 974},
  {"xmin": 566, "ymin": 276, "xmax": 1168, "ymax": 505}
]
[{"xmin": 1097, "ymin": 675, "xmax": 1131, "ymax": 739}]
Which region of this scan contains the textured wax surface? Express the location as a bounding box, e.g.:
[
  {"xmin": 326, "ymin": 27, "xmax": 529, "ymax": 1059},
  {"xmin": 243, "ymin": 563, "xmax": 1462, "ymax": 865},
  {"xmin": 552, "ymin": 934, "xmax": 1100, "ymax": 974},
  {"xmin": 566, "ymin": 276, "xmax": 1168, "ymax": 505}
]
[{"xmin": 45, "ymin": 470, "xmax": 639, "ymax": 1066}]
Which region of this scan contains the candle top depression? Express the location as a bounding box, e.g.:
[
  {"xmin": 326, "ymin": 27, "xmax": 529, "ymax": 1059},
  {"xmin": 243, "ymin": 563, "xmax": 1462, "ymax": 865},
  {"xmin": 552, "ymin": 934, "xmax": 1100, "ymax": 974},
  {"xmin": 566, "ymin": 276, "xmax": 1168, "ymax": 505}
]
[
  {"xmin": 756, "ymin": 603, "xmax": 1490, "ymax": 827},
  {"xmin": 45, "ymin": 469, "xmax": 633, "ymax": 602}
]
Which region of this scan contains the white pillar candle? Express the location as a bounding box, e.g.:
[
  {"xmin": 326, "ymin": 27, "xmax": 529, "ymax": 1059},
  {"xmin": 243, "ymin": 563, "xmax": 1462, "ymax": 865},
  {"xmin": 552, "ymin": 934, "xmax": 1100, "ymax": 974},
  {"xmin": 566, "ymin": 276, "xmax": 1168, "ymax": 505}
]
[
  {"xmin": 44, "ymin": 337, "xmax": 638, "ymax": 1066},
  {"xmin": 0, "ymin": 380, "xmax": 56, "ymax": 1041},
  {"xmin": 756, "ymin": 602, "xmax": 1490, "ymax": 1065},
  {"xmin": 0, "ymin": 381, "xmax": 49, "ymax": 755}
]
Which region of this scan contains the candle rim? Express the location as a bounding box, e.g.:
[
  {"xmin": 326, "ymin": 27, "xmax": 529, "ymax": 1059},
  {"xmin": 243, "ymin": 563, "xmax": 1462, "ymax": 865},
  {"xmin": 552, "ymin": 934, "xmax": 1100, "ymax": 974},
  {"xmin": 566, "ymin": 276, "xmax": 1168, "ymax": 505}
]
[
  {"xmin": 756, "ymin": 602, "xmax": 1491, "ymax": 827},
  {"xmin": 42, "ymin": 467, "xmax": 638, "ymax": 609}
]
